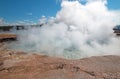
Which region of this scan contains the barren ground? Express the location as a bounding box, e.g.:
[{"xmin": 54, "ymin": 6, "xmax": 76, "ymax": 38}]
[{"xmin": 0, "ymin": 42, "xmax": 120, "ymax": 79}]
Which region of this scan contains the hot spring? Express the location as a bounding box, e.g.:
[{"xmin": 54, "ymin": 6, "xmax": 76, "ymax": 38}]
[{"xmin": 8, "ymin": 0, "xmax": 120, "ymax": 59}]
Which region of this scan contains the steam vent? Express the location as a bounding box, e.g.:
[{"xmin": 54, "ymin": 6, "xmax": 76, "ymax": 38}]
[{"xmin": 0, "ymin": 24, "xmax": 120, "ymax": 79}]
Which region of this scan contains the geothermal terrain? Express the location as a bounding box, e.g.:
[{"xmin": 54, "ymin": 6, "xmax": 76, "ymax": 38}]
[
  {"xmin": 0, "ymin": 1, "xmax": 120, "ymax": 78},
  {"xmin": 0, "ymin": 29, "xmax": 120, "ymax": 79}
]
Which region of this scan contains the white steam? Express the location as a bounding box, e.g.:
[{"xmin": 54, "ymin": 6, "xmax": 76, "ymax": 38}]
[
  {"xmin": 0, "ymin": 18, "xmax": 5, "ymax": 25},
  {"xmin": 8, "ymin": 0, "xmax": 120, "ymax": 59}
]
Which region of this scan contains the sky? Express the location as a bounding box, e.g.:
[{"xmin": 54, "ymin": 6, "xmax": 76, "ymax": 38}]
[{"xmin": 0, "ymin": 0, "xmax": 120, "ymax": 24}]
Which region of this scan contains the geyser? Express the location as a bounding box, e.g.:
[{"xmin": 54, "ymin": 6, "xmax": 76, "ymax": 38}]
[{"xmin": 8, "ymin": 0, "xmax": 120, "ymax": 59}]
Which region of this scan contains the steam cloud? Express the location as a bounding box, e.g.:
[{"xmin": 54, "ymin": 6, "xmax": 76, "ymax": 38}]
[
  {"xmin": 0, "ymin": 18, "xmax": 5, "ymax": 25},
  {"xmin": 8, "ymin": 0, "xmax": 120, "ymax": 59}
]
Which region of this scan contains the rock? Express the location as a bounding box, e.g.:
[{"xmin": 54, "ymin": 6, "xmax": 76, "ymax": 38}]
[
  {"xmin": 0, "ymin": 34, "xmax": 17, "ymax": 42},
  {"xmin": 0, "ymin": 44, "xmax": 120, "ymax": 79}
]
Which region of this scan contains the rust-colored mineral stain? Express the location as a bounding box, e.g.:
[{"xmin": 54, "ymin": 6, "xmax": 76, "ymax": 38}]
[{"xmin": 0, "ymin": 34, "xmax": 17, "ymax": 42}]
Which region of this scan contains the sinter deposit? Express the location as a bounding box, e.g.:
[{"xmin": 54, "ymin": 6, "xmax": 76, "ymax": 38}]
[{"xmin": 0, "ymin": 43, "xmax": 120, "ymax": 79}]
